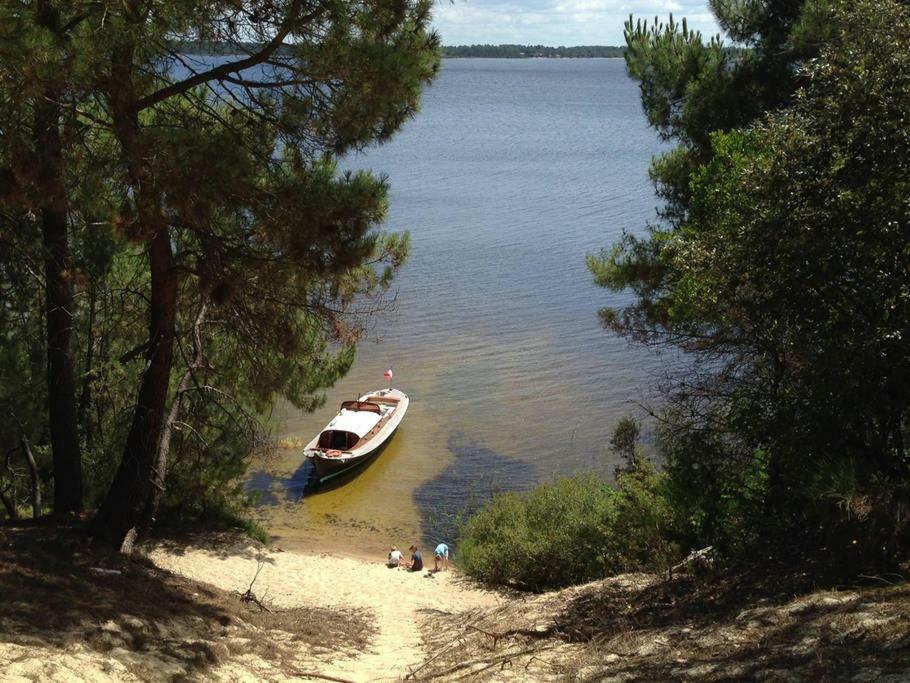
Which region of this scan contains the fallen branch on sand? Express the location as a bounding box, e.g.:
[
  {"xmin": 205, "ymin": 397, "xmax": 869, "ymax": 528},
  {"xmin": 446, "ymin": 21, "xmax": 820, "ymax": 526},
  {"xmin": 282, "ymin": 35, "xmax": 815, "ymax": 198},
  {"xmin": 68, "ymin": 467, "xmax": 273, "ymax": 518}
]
[
  {"xmin": 468, "ymin": 624, "xmax": 505, "ymax": 648},
  {"xmin": 291, "ymin": 672, "xmax": 356, "ymax": 683},
  {"xmin": 858, "ymin": 574, "xmax": 906, "ymax": 587},
  {"xmin": 405, "ymin": 635, "xmax": 467, "ymax": 679},
  {"xmin": 467, "ymin": 623, "xmax": 557, "ymax": 649},
  {"xmin": 525, "ymin": 654, "xmax": 560, "ymax": 670},
  {"xmin": 420, "ymin": 645, "xmax": 556, "ymax": 680}
]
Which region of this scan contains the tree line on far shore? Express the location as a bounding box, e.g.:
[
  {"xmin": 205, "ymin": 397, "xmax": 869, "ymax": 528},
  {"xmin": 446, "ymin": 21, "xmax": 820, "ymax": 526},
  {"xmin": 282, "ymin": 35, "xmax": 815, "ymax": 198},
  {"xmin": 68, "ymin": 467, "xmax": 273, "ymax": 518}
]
[
  {"xmin": 442, "ymin": 44, "xmax": 625, "ymax": 58},
  {"xmin": 168, "ymin": 41, "xmax": 627, "ymax": 60}
]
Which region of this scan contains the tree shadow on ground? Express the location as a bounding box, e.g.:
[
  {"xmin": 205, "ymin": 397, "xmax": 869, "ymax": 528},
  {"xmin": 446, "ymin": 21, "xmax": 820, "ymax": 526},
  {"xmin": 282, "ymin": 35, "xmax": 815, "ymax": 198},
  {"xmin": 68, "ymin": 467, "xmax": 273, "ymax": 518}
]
[
  {"xmin": 150, "ymin": 530, "xmax": 278, "ymax": 562},
  {"xmin": 0, "ymin": 524, "xmax": 373, "ymax": 680},
  {"xmin": 559, "ymin": 570, "xmax": 910, "ymax": 681},
  {"xmin": 415, "ymin": 568, "xmax": 910, "ymax": 681}
]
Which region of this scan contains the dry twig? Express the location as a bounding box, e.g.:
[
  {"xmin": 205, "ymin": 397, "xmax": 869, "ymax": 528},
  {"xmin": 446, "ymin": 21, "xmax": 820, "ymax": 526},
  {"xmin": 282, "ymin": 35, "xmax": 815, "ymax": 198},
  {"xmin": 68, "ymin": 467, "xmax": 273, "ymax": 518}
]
[
  {"xmin": 421, "ymin": 646, "xmax": 555, "ymax": 680},
  {"xmin": 238, "ymin": 551, "xmax": 273, "ymax": 612},
  {"xmin": 290, "ymin": 672, "xmax": 356, "ymax": 683},
  {"xmin": 405, "ymin": 636, "xmax": 467, "ymax": 679}
]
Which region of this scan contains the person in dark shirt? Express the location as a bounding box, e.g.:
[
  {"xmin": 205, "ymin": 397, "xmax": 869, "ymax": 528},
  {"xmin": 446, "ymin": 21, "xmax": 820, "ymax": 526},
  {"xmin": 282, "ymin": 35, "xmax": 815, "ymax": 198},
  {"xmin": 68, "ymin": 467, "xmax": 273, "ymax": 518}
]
[{"xmin": 407, "ymin": 544, "xmax": 423, "ymax": 571}]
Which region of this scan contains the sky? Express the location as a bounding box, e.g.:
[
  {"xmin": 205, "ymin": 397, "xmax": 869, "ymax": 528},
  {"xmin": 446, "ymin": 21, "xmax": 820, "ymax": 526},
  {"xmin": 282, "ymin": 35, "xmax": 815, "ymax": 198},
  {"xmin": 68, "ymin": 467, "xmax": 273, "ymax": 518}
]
[{"xmin": 432, "ymin": 1, "xmax": 721, "ymax": 47}]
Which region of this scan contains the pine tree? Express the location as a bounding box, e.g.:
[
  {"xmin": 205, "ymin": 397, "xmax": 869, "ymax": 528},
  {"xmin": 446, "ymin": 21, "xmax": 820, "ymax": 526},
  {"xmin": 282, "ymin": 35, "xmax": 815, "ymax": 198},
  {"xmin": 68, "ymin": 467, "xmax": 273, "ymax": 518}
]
[
  {"xmin": 593, "ymin": 0, "xmax": 910, "ymax": 563},
  {"xmin": 86, "ymin": 1, "xmax": 439, "ymax": 550},
  {"xmin": 2, "ymin": 1, "xmax": 439, "ymax": 545},
  {"xmin": 0, "ymin": 0, "xmax": 89, "ymax": 513}
]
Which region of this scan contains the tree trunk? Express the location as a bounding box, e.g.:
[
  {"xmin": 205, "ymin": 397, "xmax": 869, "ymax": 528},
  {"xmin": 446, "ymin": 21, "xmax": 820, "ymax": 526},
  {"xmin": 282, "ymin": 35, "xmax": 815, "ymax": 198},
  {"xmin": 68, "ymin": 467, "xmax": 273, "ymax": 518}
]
[
  {"xmin": 93, "ymin": 228, "xmax": 177, "ymax": 550},
  {"xmin": 92, "ymin": 31, "xmax": 180, "ymax": 551},
  {"xmin": 33, "ymin": 33, "xmax": 83, "ymax": 513},
  {"xmin": 0, "ymin": 488, "xmax": 17, "ymax": 520},
  {"xmin": 2, "ymin": 448, "xmax": 20, "ymax": 520},
  {"xmin": 78, "ymin": 283, "xmax": 97, "ymax": 448},
  {"xmin": 140, "ymin": 304, "xmax": 207, "ymax": 537},
  {"xmin": 21, "ymin": 436, "xmax": 42, "ymax": 519}
]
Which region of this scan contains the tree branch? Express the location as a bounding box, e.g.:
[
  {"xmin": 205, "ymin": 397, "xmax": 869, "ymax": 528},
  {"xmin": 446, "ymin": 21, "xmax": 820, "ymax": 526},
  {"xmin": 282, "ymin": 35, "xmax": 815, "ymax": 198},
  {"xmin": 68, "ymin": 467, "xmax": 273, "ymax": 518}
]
[
  {"xmin": 135, "ymin": 0, "xmax": 310, "ymax": 112},
  {"xmin": 219, "ymin": 74, "xmax": 314, "ymax": 89}
]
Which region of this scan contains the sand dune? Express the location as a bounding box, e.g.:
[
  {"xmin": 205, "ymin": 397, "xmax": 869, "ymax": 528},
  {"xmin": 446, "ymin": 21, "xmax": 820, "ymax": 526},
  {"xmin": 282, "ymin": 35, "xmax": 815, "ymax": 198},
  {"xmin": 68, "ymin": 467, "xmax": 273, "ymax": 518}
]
[
  {"xmin": 147, "ymin": 540, "xmax": 503, "ymax": 681},
  {"xmin": 5, "ymin": 528, "xmax": 907, "ymax": 682}
]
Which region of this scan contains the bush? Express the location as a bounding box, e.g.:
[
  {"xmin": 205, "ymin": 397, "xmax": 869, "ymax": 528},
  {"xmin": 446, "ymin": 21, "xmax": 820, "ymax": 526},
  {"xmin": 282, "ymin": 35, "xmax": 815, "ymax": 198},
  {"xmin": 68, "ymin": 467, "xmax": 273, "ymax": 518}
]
[
  {"xmin": 458, "ymin": 468, "xmax": 680, "ymax": 591},
  {"xmin": 608, "ymin": 461, "xmax": 680, "ymax": 570}
]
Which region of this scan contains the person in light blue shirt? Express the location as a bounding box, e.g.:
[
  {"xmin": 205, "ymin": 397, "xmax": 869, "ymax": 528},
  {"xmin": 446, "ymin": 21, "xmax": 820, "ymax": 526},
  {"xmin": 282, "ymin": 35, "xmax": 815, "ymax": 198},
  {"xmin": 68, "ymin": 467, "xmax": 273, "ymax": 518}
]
[{"xmin": 433, "ymin": 542, "xmax": 449, "ymax": 571}]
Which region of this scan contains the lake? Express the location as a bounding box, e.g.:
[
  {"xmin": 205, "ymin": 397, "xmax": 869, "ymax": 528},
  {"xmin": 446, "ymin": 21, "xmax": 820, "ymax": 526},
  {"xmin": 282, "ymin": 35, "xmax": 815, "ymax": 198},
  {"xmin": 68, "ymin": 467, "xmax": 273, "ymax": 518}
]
[{"xmin": 247, "ymin": 58, "xmax": 667, "ymax": 556}]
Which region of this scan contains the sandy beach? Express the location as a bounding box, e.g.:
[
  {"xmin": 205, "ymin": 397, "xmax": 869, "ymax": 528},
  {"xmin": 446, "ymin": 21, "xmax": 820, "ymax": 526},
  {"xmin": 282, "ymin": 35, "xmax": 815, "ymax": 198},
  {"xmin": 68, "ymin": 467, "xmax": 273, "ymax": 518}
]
[
  {"xmin": 3, "ymin": 527, "xmax": 909, "ymax": 682},
  {"xmin": 147, "ymin": 540, "xmax": 504, "ymax": 682}
]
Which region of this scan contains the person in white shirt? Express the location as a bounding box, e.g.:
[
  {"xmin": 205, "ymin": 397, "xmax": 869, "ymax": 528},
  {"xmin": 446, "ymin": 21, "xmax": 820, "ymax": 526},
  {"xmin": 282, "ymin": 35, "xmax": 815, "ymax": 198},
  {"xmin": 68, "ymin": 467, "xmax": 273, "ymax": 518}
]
[{"xmin": 387, "ymin": 546, "xmax": 403, "ymax": 567}]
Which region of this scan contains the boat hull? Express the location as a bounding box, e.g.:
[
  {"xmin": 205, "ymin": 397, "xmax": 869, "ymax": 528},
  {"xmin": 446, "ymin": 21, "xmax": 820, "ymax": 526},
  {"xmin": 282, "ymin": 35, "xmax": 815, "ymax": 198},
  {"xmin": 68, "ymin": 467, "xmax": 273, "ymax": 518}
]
[
  {"xmin": 310, "ymin": 428, "xmax": 397, "ymax": 483},
  {"xmin": 304, "ymin": 388, "xmax": 408, "ymax": 485}
]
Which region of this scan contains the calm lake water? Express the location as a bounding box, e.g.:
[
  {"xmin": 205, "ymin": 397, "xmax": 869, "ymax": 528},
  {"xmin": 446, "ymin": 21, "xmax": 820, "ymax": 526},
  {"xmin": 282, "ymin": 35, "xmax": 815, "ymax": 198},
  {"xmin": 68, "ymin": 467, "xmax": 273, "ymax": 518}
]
[{"xmin": 248, "ymin": 58, "xmax": 667, "ymax": 556}]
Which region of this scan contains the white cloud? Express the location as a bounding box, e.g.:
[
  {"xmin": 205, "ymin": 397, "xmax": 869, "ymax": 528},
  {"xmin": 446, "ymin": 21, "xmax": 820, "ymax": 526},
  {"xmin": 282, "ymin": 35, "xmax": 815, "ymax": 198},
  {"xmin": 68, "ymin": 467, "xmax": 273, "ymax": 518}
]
[{"xmin": 432, "ymin": 0, "xmax": 721, "ymax": 46}]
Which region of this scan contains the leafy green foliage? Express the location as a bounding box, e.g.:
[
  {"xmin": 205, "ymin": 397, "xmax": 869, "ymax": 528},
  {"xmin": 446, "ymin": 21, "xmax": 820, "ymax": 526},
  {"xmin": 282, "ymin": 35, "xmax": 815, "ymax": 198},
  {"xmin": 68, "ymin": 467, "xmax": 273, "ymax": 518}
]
[
  {"xmin": 0, "ymin": 1, "xmax": 441, "ymax": 533},
  {"xmin": 609, "ymin": 416, "xmax": 642, "ymax": 472},
  {"xmin": 459, "ymin": 425, "xmax": 681, "ymax": 591},
  {"xmin": 458, "ymin": 476, "xmax": 621, "ymax": 591},
  {"xmin": 596, "ymin": 0, "xmax": 828, "ymax": 326},
  {"xmin": 0, "ymin": 213, "xmax": 49, "ymax": 516},
  {"xmin": 593, "ymin": 0, "xmax": 910, "ymax": 571},
  {"xmin": 672, "ymin": 0, "xmax": 910, "ymax": 560},
  {"xmin": 610, "ymin": 461, "xmax": 680, "ymax": 571}
]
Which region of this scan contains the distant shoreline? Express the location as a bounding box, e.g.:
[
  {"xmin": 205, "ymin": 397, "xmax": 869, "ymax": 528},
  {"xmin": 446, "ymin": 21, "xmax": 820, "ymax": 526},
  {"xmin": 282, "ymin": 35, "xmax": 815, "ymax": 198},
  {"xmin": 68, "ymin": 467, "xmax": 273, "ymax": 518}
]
[
  {"xmin": 442, "ymin": 45, "xmax": 625, "ymax": 59},
  {"xmin": 168, "ymin": 40, "xmax": 626, "ymax": 60},
  {"xmin": 442, "ymin": 55, "xmax": 625, "ymax": 59}
]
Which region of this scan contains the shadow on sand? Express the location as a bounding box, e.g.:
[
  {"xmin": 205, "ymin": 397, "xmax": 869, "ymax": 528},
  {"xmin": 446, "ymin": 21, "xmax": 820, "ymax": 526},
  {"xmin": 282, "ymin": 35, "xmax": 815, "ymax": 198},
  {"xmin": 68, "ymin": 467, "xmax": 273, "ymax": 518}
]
[
  {"xmin": 555, "ymin": 570, "xmax": 910, "ymax": 680},
  {"xmin": 0, "ymin": 524, "xmax": 372, "ymax": 680}
]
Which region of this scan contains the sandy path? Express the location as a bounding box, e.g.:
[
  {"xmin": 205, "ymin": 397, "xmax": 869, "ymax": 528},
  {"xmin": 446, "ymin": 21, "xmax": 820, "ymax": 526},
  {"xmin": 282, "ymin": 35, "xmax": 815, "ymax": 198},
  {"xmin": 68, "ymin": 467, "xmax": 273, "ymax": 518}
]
[{"xmin": 148, "ymin": 543, "xmax": 503, "ymax": 681}]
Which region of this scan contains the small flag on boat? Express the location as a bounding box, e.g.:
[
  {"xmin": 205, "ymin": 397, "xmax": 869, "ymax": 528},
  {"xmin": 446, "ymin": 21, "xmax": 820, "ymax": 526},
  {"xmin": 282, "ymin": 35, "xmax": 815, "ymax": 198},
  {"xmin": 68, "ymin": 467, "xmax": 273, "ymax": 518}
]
[{"xmin": 384, "ymin": 368, "xmax": 394, "ymax": 382}]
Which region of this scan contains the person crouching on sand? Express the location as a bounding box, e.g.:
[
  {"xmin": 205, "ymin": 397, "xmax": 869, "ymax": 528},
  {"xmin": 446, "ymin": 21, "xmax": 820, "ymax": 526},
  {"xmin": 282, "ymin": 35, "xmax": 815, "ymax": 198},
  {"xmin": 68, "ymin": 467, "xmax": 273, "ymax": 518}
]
[
  {"xmin": 387, "ymin": 546, "xmax": 403, "ymax": 568},
  {"xmin": 434, "ymin": 542, "xmax": 449, "ymax": 571},
  {"xmin": 405, "ymin": 544, "xmax": 423, "ymax": 571}
]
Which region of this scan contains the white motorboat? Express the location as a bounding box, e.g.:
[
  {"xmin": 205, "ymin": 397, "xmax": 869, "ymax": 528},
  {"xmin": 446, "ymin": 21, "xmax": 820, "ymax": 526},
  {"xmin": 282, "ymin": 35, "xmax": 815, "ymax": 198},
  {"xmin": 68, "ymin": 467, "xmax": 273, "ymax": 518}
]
[{"xmin": 303, "ymin": 387, "xmax": 409, "ymax": 483}]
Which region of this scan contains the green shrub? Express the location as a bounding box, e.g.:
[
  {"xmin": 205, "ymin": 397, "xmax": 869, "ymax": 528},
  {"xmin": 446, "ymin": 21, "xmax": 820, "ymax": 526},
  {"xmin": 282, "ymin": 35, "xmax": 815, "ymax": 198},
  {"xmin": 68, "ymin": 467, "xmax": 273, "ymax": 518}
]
[
  {"xmin": 607, "ymin": 461, "xmax": 680, "ymax": 570},
  {"xmin": 458, "ymin": 470, "xmax": 680, "ymax": 591}
]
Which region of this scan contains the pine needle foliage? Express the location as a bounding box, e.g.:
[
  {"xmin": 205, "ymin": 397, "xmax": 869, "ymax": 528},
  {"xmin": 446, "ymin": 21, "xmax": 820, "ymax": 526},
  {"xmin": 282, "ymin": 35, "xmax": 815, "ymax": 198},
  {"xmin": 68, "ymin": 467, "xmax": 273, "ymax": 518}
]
[{"xmin": 592, "ymin": 0, "xmax": 910, "ymax": 571}]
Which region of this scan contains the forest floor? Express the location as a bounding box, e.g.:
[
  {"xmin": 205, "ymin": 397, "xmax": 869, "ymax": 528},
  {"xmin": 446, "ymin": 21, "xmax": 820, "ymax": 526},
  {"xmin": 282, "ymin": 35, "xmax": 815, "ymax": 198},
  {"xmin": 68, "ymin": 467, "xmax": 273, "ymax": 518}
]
[{"xmin": 2, "ymin": 525, "xmax": 909, "ymax": 682}]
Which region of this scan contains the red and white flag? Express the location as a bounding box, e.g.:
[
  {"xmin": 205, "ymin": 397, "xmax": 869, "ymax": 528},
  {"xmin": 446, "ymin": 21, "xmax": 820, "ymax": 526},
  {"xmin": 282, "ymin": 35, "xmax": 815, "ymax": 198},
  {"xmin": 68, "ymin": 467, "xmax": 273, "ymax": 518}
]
[{"xmin": 384, "ymin": 368, "xmax": 394, "ymax": 382}]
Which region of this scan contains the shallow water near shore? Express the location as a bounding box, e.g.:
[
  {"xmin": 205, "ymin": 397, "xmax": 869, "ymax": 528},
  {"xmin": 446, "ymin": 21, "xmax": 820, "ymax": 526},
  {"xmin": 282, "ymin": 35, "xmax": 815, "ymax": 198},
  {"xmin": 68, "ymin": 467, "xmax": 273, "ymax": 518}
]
[{"xmin": 246, "ymin": 58, "xmax": 667, "ymax": 558}]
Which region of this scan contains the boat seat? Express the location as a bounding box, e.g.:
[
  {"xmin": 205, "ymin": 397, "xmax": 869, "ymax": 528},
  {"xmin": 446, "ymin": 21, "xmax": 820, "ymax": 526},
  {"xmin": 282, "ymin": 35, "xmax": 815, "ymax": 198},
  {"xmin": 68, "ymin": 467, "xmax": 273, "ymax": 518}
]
[{"xmin": 366, "ymin": 395, "xmax": 400, "ymax": 405}]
